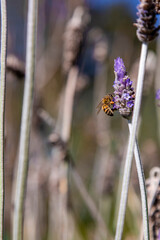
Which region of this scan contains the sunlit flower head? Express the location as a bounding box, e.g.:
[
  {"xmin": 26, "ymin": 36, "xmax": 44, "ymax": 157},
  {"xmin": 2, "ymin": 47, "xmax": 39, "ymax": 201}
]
[{"xmin": 113, "ymin": 57, "xmax": 135, "ymax": 119}]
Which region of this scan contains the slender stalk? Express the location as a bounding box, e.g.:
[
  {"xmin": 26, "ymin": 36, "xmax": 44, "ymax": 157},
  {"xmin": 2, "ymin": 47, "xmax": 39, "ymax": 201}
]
[
  {"xmin": 155, "ymin": 33, "xmax": 160, "ymax": 146},
  {"xmin": 128, "ymin": 121, "xmax": 149, "ymax": 240},
  {"xmin": 115, "ymin": 42, "xmax": 148, "ymax": 240},
  {"xmin": 61, "ymin": 66, "xmax": 79, "ymax": 142},
  {"xmin": 71, "ymin": 168, "xmax": 107, "ymax": 239},
  {"xmin": 47, "ymin": 66, "xmax": 79, "ymax": 240},
  {"xmin": 0, "ymin": 0, "xmax": 7, "ymax": 239},
  {"xmin": 13, "ymin": 0, "xmax": 38, "ymax": 239}
]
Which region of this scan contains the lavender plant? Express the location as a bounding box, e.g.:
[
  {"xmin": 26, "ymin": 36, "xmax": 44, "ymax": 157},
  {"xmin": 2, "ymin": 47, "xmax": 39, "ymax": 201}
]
[
  {"xmin": 62, "ymin": 6, "xmax": 90, "ymax": 142},
  {"xmin": 113, "ymin": 57, "xmax": 149, "ymax": 240},
  {"xmin": 0, "ymin": 0, "xmax": 7, "ymax": 239},
  {"xmin": 115, "ymin": 0, "xmax": 160, "ymax": 239}
]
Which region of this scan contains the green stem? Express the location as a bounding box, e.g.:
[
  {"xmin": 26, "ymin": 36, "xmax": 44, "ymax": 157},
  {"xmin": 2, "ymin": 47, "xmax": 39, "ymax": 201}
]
[
  {"xmin": 13, "ymin": 0, "xmax": 38, "ymax": 239},
  {"xmin": 0, "ymin": 0, "xmax": 7, "ymax": 239},
  {"xmin": 128, "ymin": 121, "xmax": 149, "ymax": 240},
  {"xmin": 115, "ymin": 42, "xmax": 148, "ymax": 240}
]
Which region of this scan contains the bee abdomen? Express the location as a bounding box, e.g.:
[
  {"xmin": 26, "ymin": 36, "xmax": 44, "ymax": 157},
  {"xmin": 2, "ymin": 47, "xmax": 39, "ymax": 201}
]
[{"xmin": 103, "ymin": 105, "xmax": 113, "ymax": 116}]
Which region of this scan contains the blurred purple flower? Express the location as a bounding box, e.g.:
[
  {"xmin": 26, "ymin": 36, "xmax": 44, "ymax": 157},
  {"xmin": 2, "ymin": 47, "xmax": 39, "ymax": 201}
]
[
  {"xmin": 156, "ymin": 89, "xmax": 160, "ymax": 100},
  {"xmin": 113, "ymin": 57, "xmax": 135, "ymax": 118},
  {"xmin": 156, "ymin": 89, "xmax": 160, "ymax": 106}
]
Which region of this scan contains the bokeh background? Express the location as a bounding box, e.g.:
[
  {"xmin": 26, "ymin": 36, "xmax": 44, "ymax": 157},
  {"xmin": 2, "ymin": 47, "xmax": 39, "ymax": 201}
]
[{"xmin": 4, "ymin": 0, "xmax": 160, "ymax": 239}]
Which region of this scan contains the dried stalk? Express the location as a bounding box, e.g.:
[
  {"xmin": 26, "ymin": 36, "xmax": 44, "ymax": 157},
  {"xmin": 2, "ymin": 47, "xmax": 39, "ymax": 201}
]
[
  {"xmin": 0, "ymin": 0, "xmax": 7, "ymax": 238},
  {"xmin": 92, "ymin": 62, "xmax": 111, "ymax": 196},
  {"xmin": 61, "ymin": 66, "xmax": 79, "ymax": 142},
  {"xmin": 155, "ymin": 34, "xmax": 160, "ymax": 146},
  {"xmin": 128, "ymin": 121, "xmax": 149, "ymax": 240},
  {"xmin": 47, "ymin": 66, "xmax": 79, "ymax": 240},
  {"xmin": 146, "ymin": 167, "xmax": 160, "ymax": 240},
  {"xmin": 12, "ymin": 0, "xmax": 38, "ymax": 239}
]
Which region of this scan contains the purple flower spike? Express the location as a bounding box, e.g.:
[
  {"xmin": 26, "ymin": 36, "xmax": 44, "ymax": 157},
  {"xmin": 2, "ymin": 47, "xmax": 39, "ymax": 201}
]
[
  {"xmin": 114, "ymin": 57, "xmax": 126, "ymax": 79},
  {"xmin": 113, "ymin": 57, "xmax": 135, "ymax": 118}
]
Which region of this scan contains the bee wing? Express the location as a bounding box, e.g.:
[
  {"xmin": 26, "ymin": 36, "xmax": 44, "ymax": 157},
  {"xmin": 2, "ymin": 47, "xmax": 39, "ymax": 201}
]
[{"xmin": 96, "ymin": 101, "xmax": 102, "ymax": 114}]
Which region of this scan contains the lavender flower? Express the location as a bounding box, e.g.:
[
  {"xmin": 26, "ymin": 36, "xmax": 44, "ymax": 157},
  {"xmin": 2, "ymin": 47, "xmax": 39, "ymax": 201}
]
[
  {"xmin": 113, "ymin": 57, "xmax": 135, "ymax": 118},
  {"xmin": 156, "ymin": 89, "xmax": 160, "ymax": 106},
  {"xmin": 134, "ymin": 0, "xmax": 160, "ymax": 42},
  {"xmin": 156, "ymin": 89, "xmax": 160, "ymax": 100}
]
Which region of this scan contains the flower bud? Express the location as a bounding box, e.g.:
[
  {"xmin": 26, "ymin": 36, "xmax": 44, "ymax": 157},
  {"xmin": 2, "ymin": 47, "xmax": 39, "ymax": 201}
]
[{"xmin": 134, "ymin": 0, "xmax": 160, "ymax": 42}]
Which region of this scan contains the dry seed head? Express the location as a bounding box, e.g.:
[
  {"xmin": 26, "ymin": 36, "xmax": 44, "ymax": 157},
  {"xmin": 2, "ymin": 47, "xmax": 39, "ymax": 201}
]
[
  {"xmin": 63, "ymin": 6, "xmax": 90, "ymax": 73},
  {"xmin": 134, "ymin": 0, "xmax": 160, "ymax": 42},
  {"xmin": 153, "ymin": 0, "xmax": 160, "ymax": 14},
  {"xmin": 146, "ymin": 167, "xmax": 160, "ymax": 240}
]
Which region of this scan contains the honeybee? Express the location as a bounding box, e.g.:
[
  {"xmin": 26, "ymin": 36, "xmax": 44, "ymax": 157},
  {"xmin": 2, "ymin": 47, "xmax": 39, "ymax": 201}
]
[{"xmin": 96, "ymin": 94, "xmax": 115, "ymax": 116}]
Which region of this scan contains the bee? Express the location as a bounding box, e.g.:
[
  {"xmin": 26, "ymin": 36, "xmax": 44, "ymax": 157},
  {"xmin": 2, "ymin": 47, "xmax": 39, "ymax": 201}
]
[{"xmin": 96, "ymin": 94, "xmax": 115, "ymax": 116}]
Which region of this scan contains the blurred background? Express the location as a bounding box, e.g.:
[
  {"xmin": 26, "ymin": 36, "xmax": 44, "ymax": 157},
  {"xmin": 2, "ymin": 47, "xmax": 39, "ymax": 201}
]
[{"xmin": 5, "ymin": 0, "xmax": 160, "ymax": 239}]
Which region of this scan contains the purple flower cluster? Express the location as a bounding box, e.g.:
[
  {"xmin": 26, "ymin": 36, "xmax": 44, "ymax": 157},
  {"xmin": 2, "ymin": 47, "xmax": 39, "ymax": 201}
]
[
  {"xmin": 113, "ymin": 57, "xmax": 135, "ymax": 118},
  {"xmin": 156, "ymin": 89, "xmax": 160, "ymax": 106}
]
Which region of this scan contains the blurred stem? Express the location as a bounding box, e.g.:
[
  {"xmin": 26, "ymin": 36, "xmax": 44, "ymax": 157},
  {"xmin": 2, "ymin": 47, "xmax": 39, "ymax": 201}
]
[
  {"xmin": 128, "ymin": 120, "xmax": 149, "ymax": 240},
  {"xmin": 155, "ymin": 34, "xmax": 160, "ymax": 146},
  {"xmin": 115, "ymin": 42, "xmax": 148, "ymax": 240},
  {"xmin": 71, "ymin": 168, "xmax": 107, "ymax": 239},
  {"xmin": 0, "ymin": 0, "xmax": 7, "ymax": 239},
  {"xmin": 13, "ymin": 0, "xmax": 38, "ymax": 239},
  {"xmin": 61, "ymin": 66, "xmax": 79, "ymax": 142},
  {"xmin": 61, "ymin": 64, "xmax": 108, "ymax": 237}
]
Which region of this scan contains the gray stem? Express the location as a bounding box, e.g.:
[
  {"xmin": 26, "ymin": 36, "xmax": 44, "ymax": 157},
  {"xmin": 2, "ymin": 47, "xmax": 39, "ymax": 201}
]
[
  {"xmin": 115, "ymin": 42, "xmax": 148, "ymax": 240},
  {"xmin": 128, "ymin": 121, "xmax": 149, "ymax": 240},
  {"xmin": 12, "ymin": 0, "xmax": 38, "ymax": 239},
  {"xmin": 0, "ymin": 0, "xmax": 7, "ymax": 238}
]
